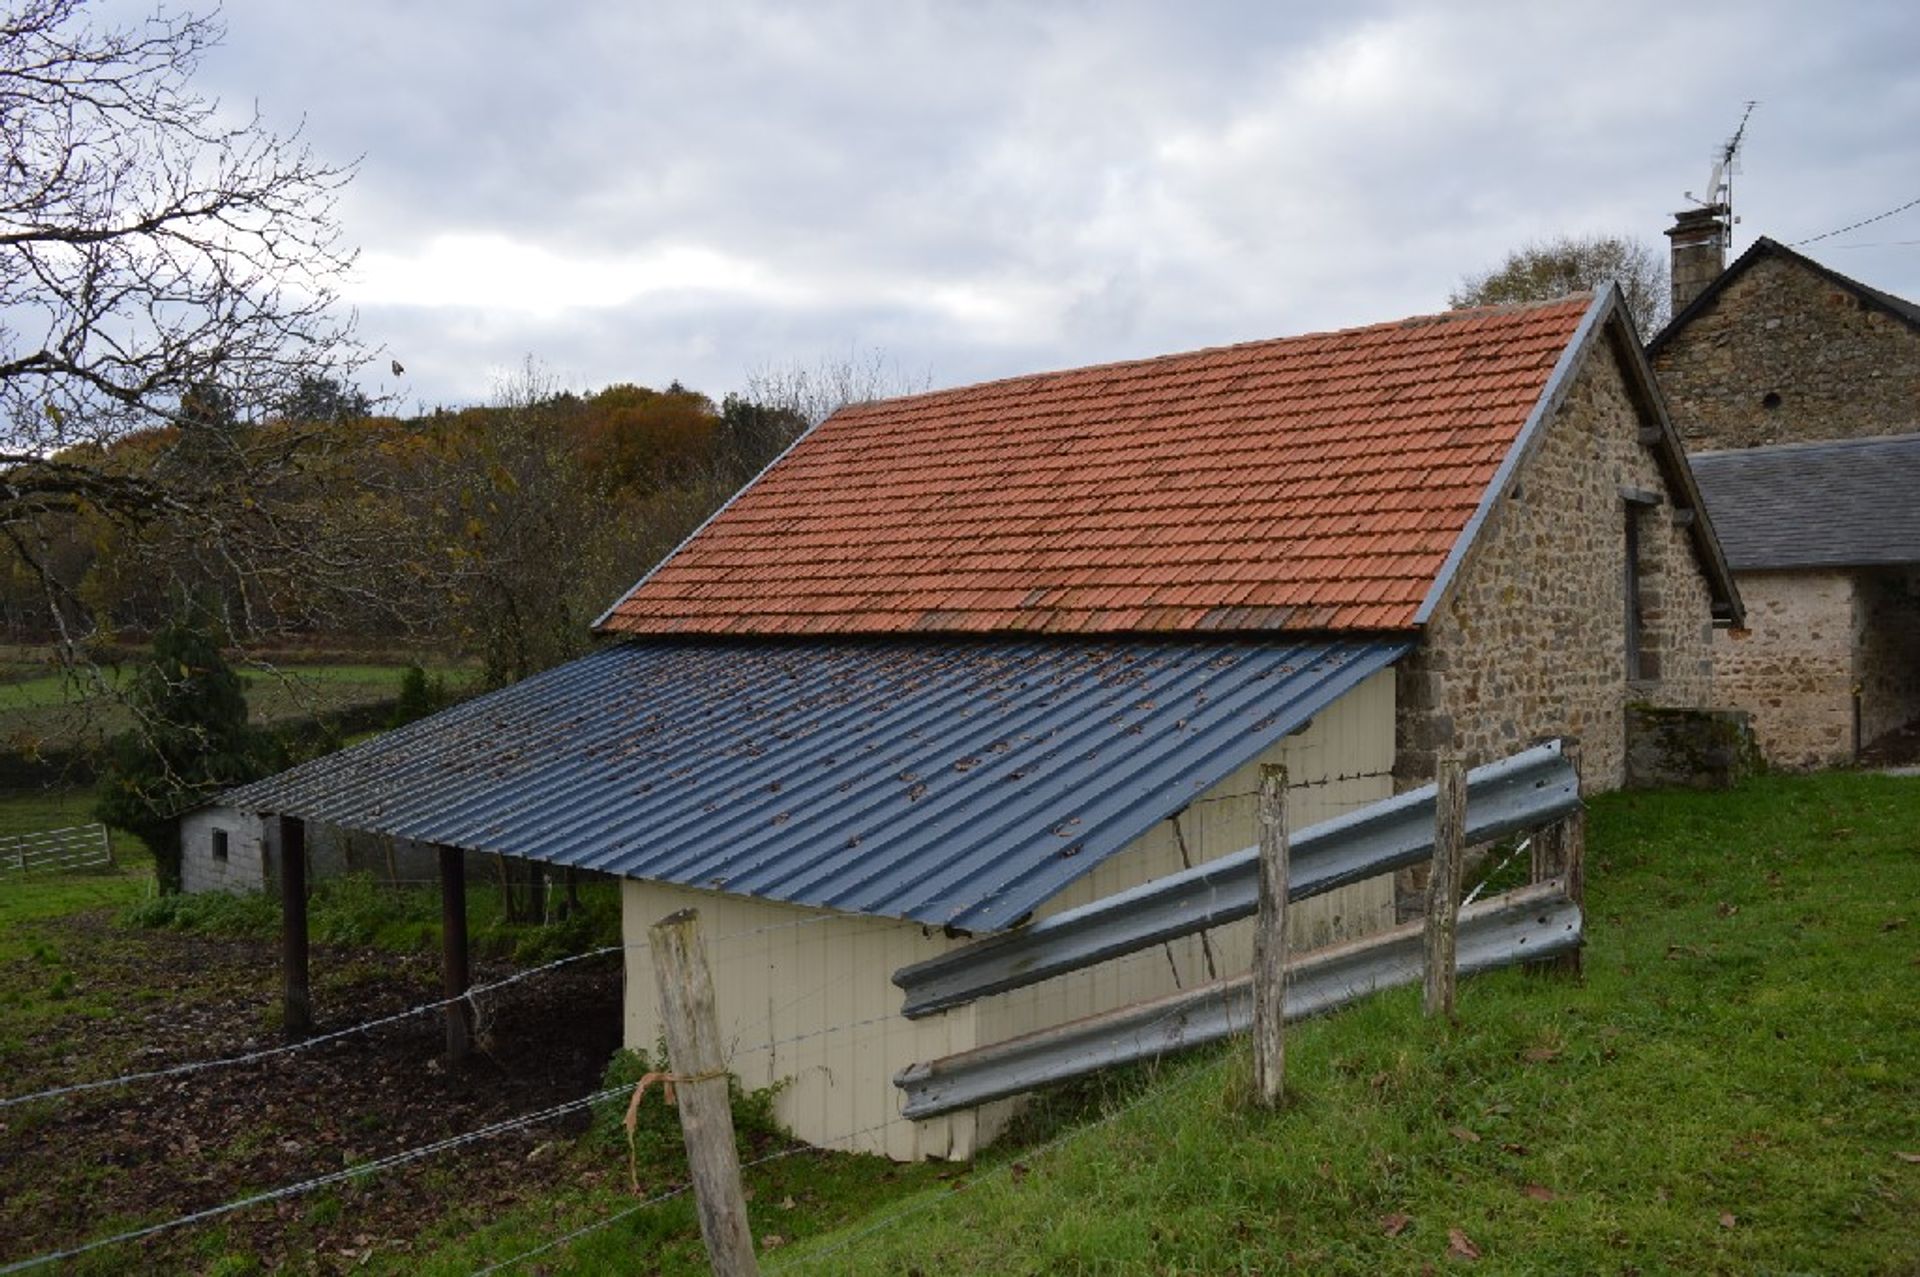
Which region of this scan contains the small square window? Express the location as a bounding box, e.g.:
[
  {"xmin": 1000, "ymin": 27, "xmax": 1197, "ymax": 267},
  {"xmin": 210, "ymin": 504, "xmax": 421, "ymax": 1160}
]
[{"xmin": 211, "ymin": 829, "xmax": 230, "ymax": 862}]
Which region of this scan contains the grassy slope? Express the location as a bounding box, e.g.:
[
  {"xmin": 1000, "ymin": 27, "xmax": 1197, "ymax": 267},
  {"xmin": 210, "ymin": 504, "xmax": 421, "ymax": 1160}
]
[{"xmin": 765, "ymin": 773, "xmax": 1919, "ymax": 1276}]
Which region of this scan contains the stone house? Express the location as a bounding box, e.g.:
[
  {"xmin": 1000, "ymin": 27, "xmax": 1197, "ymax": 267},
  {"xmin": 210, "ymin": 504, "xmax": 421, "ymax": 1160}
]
[
  {"xmin": 1688, "ymin": 435, "xmax": 1920, "ymax": 766},
  {"xmin": 225, "ymin": 285, "xmax": 1739, "ymax": 1159},
  {"xmin": 1650, "ymin": 225, "xmax": 1920, "ymax": 764}
]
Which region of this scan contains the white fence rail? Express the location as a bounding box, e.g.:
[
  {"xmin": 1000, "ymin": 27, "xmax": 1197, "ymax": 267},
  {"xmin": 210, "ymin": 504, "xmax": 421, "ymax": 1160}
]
[{"xmin": 0, "ymin": 823, "xmax": 114, "ymax": 877}]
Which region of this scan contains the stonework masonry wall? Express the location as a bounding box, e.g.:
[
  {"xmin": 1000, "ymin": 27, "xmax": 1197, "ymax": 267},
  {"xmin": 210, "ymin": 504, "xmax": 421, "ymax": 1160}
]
[
  {"xmin": 1396, "ymin": 345, "xmax": 1717, "ymax": 794},
  {"xmin": 1856, "ymin": 567, "xmax": 1920, "ymax": 748},
  {"xmin": 1653, "ymin": 253, "xmax": 1920, "ymax": 451},
  {"xmin": 1710, "ymin": 570, "xmax": 1856, "ymax": 769}
]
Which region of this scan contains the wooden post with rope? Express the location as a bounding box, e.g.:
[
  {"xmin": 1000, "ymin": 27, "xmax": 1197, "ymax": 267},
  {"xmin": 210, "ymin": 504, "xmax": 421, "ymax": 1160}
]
[
  {"xmin": 1423, "ymin": 751, "xmax": 1466, "ymax": 1019},
  {"xmin": 1252, "ymin": 763, "xmax": 1290, "ymax": 1107},
  {"xmin": 650, "ymin": 908, "xmax": 760, "ymax": 1276}
]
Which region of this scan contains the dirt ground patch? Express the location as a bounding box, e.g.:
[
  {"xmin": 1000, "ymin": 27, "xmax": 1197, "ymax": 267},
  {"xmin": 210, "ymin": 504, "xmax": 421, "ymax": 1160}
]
[{"xmin": 0, "ymin": 907, "xmax": 624, "ymax": 1273}]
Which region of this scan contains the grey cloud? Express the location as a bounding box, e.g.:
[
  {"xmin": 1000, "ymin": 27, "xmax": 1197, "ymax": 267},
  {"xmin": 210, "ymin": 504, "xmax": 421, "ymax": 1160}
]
[{"xmin": 91, "ymin": 0, "xmax": 1919, "ymax": 406}]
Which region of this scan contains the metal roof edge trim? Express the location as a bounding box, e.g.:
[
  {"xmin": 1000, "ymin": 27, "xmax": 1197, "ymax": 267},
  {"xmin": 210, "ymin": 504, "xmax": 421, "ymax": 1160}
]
[
  {"xmin": 1413, "ymin": 287, "xmax": 1612, "ymax": 627},
  {"xmin": 591, "ymin": 412, "xmax": 833, "ymax": 633}
]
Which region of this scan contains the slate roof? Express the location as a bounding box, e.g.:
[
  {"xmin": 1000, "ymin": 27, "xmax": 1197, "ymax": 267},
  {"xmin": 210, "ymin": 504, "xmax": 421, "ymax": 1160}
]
[
  {"xmin": 597, "ymin": 296, "xmax": 1598, "ymax": 638},
  {"xmin": 222, "ymin": 636, "xmax": 1406, "ymax": 930},
  {"xmin": 1648, "ymin": 236, "xmax": 1920, "ymax": 356},
  {"xmin": 1690, "ymin": 432, "xmax": 1920, "ymax": 571}
]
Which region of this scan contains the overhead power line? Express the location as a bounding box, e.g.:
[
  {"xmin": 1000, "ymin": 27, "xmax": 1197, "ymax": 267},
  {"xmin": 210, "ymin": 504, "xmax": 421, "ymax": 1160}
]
[{"xmin": 1794, "ymin": 196, "xmax": 1920, "ymax": 247}]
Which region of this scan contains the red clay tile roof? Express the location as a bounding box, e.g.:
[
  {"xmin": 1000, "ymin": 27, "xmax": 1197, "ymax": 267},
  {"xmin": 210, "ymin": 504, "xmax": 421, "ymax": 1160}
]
[{"xmin": 598, "ymin": 295, "xmax": 1597, "ymax": 637}]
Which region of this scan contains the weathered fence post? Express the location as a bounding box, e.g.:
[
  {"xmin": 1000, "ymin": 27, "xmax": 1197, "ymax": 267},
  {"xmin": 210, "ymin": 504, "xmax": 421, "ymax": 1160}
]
[
  {"xmin": 439, "ymin": 845, "xmax": 472, "ymax": 1062},
  {"xmin": 1531, "ymin": 740, "xmax": 1586, "ymax": 976},
  {"xmin": 651, "ymin": 909, "xmax": 760, "ymax": 1277},
  {"xmin": 280, "ymin": 815, "xmax": 312, "ymax": 1040},
  {"xmin": 1423, "ymin": 751, "xmax": 1466, "ymax": 1020},
  {"xmin": 1252, "ymin": 763, "xmax": 1289, "ymax": 1107}
]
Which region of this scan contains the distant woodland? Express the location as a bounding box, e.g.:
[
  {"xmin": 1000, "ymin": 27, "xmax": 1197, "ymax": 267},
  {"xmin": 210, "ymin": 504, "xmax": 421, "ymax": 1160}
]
[{"xmin": 0, "ymin": 370, "xmax": 813, "ymax": 687}]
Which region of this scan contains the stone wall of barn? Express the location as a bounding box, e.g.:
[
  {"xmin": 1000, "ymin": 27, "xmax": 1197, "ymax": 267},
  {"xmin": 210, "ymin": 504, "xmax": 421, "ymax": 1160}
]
[
  {"xmin": 1652, "ymin": 251, "xmax": 1920, "ymax": 451},
  {"xmin": 1396, "ymin": 342, "xmax": 1717, "ymax": 794},
  {"xmin": 1855, "ymin": 567, "xmax": 1920, "ymax": 749},
  {"xmin": 1709, "ymin": 570, "xmax": 1857, "ymax": 769}
]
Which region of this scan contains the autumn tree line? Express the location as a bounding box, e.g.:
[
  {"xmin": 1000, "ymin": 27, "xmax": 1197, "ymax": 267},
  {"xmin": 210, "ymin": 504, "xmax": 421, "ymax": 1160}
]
[{"xmin": 0, "ymin": 368, "xmax": 815, "ymax": 686}]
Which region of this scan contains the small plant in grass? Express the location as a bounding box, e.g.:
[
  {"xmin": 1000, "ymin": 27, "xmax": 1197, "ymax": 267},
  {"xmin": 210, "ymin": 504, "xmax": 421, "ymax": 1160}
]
[{"xmin": 593, "ymin": 1046, "xmax": 789, "ymax": 1173}]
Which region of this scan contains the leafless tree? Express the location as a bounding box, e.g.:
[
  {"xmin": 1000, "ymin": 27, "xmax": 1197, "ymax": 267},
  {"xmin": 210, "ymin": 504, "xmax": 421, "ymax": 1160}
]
[
  {"xmin": 739, "ymin": 347, "xmax": 932, "ymax": 429},
  {"xmin": 0, "ymin": 0, "xmax": 372, "ymax": 658}
]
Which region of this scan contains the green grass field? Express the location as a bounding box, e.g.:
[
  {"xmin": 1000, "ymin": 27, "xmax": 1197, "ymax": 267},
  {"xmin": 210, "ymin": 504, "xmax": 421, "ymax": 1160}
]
[
  {"xmin": 405, "ymin": 771, "xmax": 1920, "ymax": 1276},
  {"xmin": 0, "ymin": 657, "xmax": 478, "ymax": 754},
  {"xmin": 2, "ymin": 771, "xmax": 1913, "ymax": 1274}
]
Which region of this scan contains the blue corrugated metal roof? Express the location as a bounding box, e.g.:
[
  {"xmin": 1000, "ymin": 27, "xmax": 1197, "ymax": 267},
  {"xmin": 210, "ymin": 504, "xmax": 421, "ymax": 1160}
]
[{"xmin": 222, "ymin": 637, "xmax": 1406, "ymax": 931}]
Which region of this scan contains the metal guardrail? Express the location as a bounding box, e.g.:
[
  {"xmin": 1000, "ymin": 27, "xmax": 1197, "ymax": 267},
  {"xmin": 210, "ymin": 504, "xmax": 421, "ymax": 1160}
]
[
  {"xmin": 896, "ymin": 880, "xmax": 1581, "ymax": 1119},
  {"xmin": 0, "ymin": 823, "xmax": 113, "ymax": 877},
  {"xmin": 894, "ymin": 740, "xmax": 1578, "ymax": 1018}
]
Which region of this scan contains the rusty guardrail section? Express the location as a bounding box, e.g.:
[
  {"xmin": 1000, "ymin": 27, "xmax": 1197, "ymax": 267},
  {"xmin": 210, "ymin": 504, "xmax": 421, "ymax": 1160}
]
[
  {"xmin": 894, "ymin": 740, "xmax": 1577, "ymax": 1019},
  {"xmin": 896, "ymin": 879, "xmax": 1580, "ymax": 1119}
]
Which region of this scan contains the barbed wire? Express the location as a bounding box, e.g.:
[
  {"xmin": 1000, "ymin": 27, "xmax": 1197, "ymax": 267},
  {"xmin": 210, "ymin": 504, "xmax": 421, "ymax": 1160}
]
[
  {"xmin": 468, "ymin": 1112, "xmax": 922, "ymax": 1276},
  {"xmin": 0, "ymin": 909, "xmax": 861, "ymax": 1109},
  {"xmin": 0, "ymin": 1085, "xmax": 629, "ymax": 1274},
  {"xmin": 775, "ymin": 1054, "xmax": 1231, "ymax": 1271}
]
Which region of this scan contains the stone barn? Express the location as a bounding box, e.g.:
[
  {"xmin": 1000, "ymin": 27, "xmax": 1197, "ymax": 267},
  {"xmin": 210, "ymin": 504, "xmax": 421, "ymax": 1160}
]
[
  {"xmin": 223, "ymin": 286, "xmax": 1738, "ymax": 1159},
  {"xmin": 1650, "ymin": 222, "xmax": 1920, "ymax": 765}
]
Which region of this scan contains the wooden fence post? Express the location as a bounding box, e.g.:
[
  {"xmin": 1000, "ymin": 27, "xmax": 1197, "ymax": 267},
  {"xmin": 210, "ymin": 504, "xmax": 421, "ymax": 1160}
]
[
  {"xmin": 1423, "ymin": 752, "xmax": 1466, "ymax": 1020},
  {"xmin": 1252, "ymin": 763, "xmax": 1289, "ymax": 1107},
  {"xmin": 280, "ymin": 815, "xmax": 312, "ymax": 1041},
  {"xmin": 1530, "ymin": 740, "xmax": 1586, "ymax": 976},
  {"xmin": 651, "ymin": 909, "xmax": 760, "ymax": 1277},
  {"xmin": 439, "ymin": 845, "xmax": 471, "ymax": 1062}
]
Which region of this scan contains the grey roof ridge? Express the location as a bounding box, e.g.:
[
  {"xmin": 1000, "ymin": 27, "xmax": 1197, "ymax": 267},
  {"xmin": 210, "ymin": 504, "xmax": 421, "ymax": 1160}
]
[
  {"xmin": 1690, "ymin": 429, "xmax": 1920, "ymax": 460},
  {"xmin": 1647, "ymin": 235, "xmax": 1920, "ymax": 355},
  {"xmin": 1415, "ymin": 284, "xmax": 1744, "ymax": 629},
  {"xmin": 1412, "ymin": 287, "xmax": 1610, "ymax": 627},
  {"xmin": 589, "ymin": 410, "xmax": 831, "ymax": 633}
]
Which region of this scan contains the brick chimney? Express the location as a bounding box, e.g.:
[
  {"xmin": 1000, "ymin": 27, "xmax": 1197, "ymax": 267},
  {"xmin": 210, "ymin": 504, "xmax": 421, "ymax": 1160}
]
[{"xmin": 1666, "ymin": 206, "xmax": 1728, "ymax": 315}]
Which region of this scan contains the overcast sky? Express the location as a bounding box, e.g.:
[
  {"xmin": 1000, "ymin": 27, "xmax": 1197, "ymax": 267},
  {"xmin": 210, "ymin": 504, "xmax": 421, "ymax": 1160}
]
[{"xmin": 155, "ymin": 0, "xmax": 1920, "ymax": 410}]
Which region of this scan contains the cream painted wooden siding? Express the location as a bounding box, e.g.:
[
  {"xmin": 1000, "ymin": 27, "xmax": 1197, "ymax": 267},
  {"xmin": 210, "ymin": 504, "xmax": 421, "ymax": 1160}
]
[
  {"xmin": 971, "ymin": 667, "xmax": 1396, "ymax": 1145},
  {"xmin": 620, "ymin": 667, "xmax": 1397, "ymax": 1160},
  {"xmin": 621, "ymin": 880, "xmax": 982, "ymax": 1161}
]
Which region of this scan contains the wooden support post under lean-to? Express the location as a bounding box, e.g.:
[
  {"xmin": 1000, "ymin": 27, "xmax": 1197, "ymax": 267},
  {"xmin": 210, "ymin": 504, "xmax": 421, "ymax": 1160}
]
[
  {"xmin": 1531, "ymin": 740, "xmax": 1586, "ymax": 976},
  {"xmin": 1252, "ymin": 763, "xmax": 1290, "ymax": 1107},
  {"xmin": 651, "ymin": 909, "xmax": 760, "ymax": 1277},
  {"xmin": 1423, "ymin": 752, "xmax": 1466, "ymax": 1020},
  {"xmin": 439, "ymin": 845, "xmax": 471, "ymax": 1062},
  {"xmin": 279, "ymin": 815, "xmax": 311, "ymax": 1041}
]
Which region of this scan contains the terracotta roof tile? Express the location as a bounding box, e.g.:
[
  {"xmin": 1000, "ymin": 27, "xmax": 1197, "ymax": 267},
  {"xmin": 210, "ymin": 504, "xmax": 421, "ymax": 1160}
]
[{"xmin": 599, "ymin": 296, "xmax": 1593, "ymax": 637}]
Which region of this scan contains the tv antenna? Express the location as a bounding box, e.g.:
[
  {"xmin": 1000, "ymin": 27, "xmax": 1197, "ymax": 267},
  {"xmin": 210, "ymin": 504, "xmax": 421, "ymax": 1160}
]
[{"xmin": 1685, "ymin": 101, "xmax": 1758, "ymax": 226}]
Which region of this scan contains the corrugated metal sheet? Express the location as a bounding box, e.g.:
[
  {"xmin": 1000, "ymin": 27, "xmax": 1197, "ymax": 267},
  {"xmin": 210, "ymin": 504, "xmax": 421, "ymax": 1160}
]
[{"xmin": 222, "ymin": 637, "xmax": 1407, "ymax": 931}]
